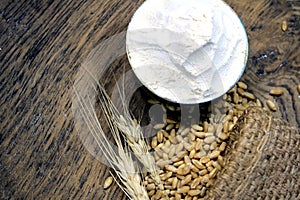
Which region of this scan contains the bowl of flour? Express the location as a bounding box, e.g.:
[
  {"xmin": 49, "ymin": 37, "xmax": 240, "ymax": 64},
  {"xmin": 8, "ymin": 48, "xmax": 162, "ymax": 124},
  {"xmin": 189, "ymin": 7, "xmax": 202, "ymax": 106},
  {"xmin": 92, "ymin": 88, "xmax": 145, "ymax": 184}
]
[{"xmin": 126, "ymin": 0, "xmax": 248, "ymax": 104}]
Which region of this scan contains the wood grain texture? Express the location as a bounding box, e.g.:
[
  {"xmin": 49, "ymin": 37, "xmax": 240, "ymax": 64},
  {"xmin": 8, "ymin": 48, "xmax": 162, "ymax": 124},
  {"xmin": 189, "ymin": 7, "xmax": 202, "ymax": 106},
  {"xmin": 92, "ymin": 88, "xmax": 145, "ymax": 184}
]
[{"xmin": 0, "ymin": 0, "xmax": 299, "ymax": 199}]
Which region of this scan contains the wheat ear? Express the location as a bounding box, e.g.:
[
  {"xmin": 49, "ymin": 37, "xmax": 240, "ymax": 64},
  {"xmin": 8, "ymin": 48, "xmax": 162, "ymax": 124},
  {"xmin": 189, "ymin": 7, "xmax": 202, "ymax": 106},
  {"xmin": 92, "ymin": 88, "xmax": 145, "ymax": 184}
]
[
  {"xmin": 85, "ymin": 69, "xmax": 166, "ymax": 192},
  {"xmin": 92, "ymin": 74, "xmax": 171, "ymax": 200},
  {"xmin": 73, "ymin": 83, "xmax": 149, "ymax": 200}
]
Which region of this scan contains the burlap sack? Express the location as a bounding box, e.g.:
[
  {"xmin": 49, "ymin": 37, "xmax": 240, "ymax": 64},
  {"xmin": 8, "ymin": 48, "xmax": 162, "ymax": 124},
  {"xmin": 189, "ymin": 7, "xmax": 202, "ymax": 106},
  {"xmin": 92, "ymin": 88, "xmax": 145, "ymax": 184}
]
[{"xmin": 206, "ymin": 107, "xmax": 300, "ymax": 199}]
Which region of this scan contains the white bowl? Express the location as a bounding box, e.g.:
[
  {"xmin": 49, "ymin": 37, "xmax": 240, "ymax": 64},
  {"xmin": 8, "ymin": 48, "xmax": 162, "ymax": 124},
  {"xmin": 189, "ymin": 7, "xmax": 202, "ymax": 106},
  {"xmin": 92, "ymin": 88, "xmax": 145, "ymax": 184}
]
[{"xmin": 126, "ymin": 0, "xmax": 248, "ymax": 104}]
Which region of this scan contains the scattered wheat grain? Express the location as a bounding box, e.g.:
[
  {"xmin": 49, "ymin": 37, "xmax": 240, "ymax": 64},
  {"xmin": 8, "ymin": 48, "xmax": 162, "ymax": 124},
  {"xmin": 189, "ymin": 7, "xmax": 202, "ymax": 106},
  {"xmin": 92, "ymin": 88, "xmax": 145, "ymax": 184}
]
[
  {"xmin": 104, "ymin": 176, "xmax": 113, "ymax": 189},
  {"xmin": 270, "ymin": 88, "xmax": 284, "ymax": 96},
  {"xmin": 281, "ymin": 20, "xmax": 287, "ymax": 32},
  {"xmin": 266, "ymin": 100, "xmax": 277, "ymax": 111}
]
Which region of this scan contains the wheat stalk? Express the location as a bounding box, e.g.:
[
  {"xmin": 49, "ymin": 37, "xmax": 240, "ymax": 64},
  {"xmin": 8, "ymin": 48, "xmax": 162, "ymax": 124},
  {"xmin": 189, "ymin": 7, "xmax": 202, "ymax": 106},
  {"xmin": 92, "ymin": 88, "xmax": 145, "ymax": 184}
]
[
  {"xmin": 73, "ymin": 81, "xmax": 149, "ymax": 200},
  {"xmin": 84, "ymin": 69, "xmax": 168, "ymax": 198},
  {"xmin": 96, "ymin": 78, "xmax": 171, "ymax": 199},
  {"xmin": 100, "ymin": 79, "xmax": 162, "ymax": 173}
]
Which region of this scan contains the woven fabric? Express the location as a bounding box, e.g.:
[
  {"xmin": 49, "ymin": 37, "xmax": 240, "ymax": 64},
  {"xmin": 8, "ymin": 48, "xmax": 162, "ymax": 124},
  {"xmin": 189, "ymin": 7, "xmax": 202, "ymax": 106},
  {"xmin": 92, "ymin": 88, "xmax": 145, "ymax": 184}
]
[{"xmin": 206, "ymin": 107, "xmax": 300, "ymax": 199}]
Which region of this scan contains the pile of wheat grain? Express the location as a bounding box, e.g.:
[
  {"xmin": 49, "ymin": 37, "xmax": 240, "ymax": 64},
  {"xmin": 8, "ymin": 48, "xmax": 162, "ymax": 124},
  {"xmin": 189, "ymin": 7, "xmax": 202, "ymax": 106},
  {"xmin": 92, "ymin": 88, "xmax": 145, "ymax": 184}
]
[{"xmin": 142, "ymin": 82, "xmax": 272, "ymax": 200}]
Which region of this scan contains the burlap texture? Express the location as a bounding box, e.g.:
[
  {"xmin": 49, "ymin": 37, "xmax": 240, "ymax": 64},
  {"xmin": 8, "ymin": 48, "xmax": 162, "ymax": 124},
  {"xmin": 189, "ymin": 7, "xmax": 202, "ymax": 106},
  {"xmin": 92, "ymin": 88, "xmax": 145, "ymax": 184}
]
[{"xmin": 206, "ymin": 107, "xmax": 300, "ymax": 199}]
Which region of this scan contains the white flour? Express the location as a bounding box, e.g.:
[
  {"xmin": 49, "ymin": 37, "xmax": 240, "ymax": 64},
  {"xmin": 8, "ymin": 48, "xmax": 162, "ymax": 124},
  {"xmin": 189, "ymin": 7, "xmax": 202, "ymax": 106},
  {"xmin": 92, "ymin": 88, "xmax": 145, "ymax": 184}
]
[{"xmin": 126, "ymin": 0, "xmax": 248, "ymax": 104}]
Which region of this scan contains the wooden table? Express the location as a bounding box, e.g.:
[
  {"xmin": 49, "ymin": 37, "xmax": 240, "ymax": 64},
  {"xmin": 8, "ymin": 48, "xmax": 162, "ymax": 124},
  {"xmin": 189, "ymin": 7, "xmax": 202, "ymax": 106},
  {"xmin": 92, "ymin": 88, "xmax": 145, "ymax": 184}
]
[{"xmin": 0, "ymin": 0, "xmax": 299, "ymax": 199}]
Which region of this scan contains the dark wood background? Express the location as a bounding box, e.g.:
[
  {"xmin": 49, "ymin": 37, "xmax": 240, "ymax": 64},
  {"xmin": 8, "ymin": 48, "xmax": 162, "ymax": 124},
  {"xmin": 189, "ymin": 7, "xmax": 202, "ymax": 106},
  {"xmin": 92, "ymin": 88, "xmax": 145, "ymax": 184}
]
[{"xmin": 0, "ymin": 0, "xmax": 299, "ymax": 199}]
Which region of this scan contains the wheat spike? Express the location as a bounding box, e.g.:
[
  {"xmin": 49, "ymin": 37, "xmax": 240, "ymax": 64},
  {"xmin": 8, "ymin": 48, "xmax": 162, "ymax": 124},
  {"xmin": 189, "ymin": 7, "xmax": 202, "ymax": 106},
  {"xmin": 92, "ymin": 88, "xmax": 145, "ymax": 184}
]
[
  {"xmin": 85, "ymin": 69, "xmax": 167, "ymax": 197},
  {"xmin": 73, "ymin": 80, "xmax": 149, "ymax": 200}
]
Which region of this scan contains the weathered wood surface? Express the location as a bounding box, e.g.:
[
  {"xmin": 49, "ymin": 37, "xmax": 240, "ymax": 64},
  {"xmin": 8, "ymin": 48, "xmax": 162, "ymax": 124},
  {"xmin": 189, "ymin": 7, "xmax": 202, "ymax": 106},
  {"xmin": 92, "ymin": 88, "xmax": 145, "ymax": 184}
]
[{"xmin": 0, "ymin": 0, "xmax": 299, "ymax": 199}]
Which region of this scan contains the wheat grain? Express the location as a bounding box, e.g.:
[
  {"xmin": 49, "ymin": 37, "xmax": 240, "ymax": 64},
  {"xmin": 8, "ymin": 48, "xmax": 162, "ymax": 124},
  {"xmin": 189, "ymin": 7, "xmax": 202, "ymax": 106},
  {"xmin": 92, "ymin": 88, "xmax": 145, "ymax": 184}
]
[
  {"xmin": 269, "ymin": 88, "xmax": 284, "ymax": 96},
  {"xmin": 177, "ymin": 186, "xmax": 190, "ymax": 193},
  {"xmin": 281, "ymin": 20, "xmax": 288, "ymax": 31},
  {"xmin": 104, "ymin": 176, "xmax": 113, "ymax": 189},
  {"xmin": 266, "ymin": 100, "xmax": 277, "ymax": 111}
]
